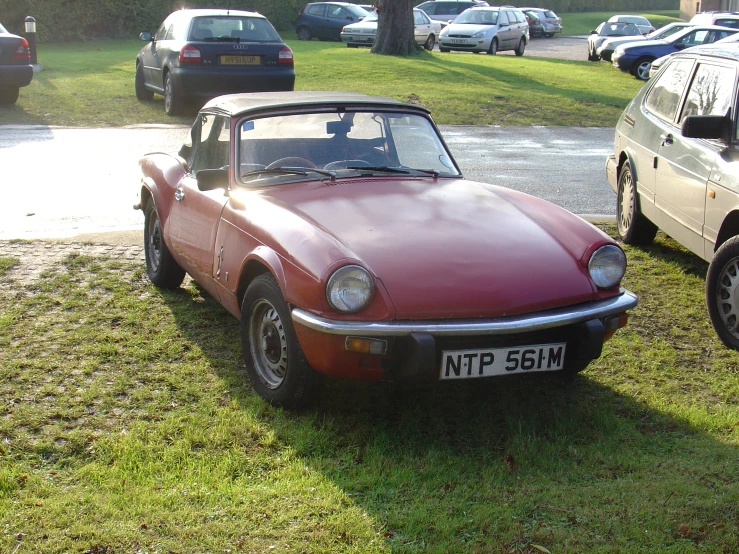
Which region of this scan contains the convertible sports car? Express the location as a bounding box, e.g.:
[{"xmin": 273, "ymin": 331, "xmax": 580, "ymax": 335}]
[{"xmin": 135, "ymin": 92, "xmax": 637, "ymax": 408}]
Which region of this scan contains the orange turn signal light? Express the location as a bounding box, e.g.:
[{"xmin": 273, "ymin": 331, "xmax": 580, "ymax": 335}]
[{"xmin": 345, "ymin": 337, "xmax": 388, "ymax": 355}]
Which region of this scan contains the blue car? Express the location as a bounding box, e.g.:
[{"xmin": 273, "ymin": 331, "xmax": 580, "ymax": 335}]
[{"xmin": 612, "ymin": 25, "xmax": 738, "ymax": 79}]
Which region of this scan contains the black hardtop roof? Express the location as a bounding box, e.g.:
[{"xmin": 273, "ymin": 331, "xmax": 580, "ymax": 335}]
[{"xmin": 202, "ymin": 91, "xmax": 430, "ymax": 117}]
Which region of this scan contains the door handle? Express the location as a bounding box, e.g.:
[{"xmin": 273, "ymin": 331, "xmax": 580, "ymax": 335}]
[
  {"xmin": 660, "ymin": 133, "xmax": 674, "ymax": 146},
  {"xmin": 174, "ymin": 187, "xmax": 185, "ymax": 201}
]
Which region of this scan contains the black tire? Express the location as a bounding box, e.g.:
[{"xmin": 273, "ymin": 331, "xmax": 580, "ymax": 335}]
[
  {"xmin": 143, "ymin": 198, "xmax": 186, "ymax": 289},
  {"xmin": 135, "ymin": 63, "xmax": 154, "ymax": 101},
  {"xmin": 707, "ymin": 236, "xmax": 739, "ymax": 350},
  {"xmin": 616, "ymin": 161, "xmax": 657, "ymax": 245},
  {"xmin": 514, "ymin": 38, "xmax": 525, "ymax": 56},
  {"xmin": 439, "ymin": 46, "xmax": 450, "ymax": 52},
  {"xmin": 488, "ymin": 38, "xmax": 498, "ymax": 55},
  {"xmin": 163, "ymin": 72, "xmax": 184, "ymax": 116},
  {"xmin": 347, "ymin": 43, "xmax": 358, "ymax": 48},
  {"xmin": 424, "ymin": 34, "xmax": 435, "ymax": 51},
  {"xmin": 241, "ymin": 274, "xmax": 320, "ymax": 409},
  {"xmin": 297, "ymin": 26, "xmax": 312, "ymax": 41},
  {"xmin": 632, "ymin": 57, "xmax": 655, "ymax": 81},
  {"xmin": 0, "ymin": 86, "xmax": 20, "ymax": 105},
  {"xmin": 545, "ymin": 33, "xmax": 554, "ymax": 38}
]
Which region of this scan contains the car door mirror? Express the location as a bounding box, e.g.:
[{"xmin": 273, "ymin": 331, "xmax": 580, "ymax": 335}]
[
  {"xmin": 590, "ymin": 30, "xmax": 597, "ymax": 34},
  {"xmin": 196, "ymin": 167, "xmax": 229, "ymax": 191},
  {"xmin": 681, "ymin": 114, "xmax": 732, "ymax": 142},
  {"xmin": 674, "ymin": 43, "xmax": 687, "ymax": 50},
  {"xmin": 140, "ymin": 32, "xmax": 153, "ymax": 41}
]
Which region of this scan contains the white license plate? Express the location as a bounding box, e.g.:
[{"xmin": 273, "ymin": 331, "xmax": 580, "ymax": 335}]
[
  {"xmin": 440, "ymin": 342, "xmax": 566, "ymax": 380},
  {"xmin": 450, "ymin": 39, "xmax": 467, "ymax": 44}
]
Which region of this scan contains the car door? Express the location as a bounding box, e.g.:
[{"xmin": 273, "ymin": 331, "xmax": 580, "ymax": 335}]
[
  {"xmin": 141, "ymin": 18, "xmax": 172, "ymax": 88},
  {"xmin": 325, "ymin": 4, "xmax": 354, "ymax": 40},
  {"xmin": 499, "ymin": 11, "xmax": 515, "ymax": 49},
  {"xmin": 655, "ymin": 60, "xmax": 736, "ymax": 256},
  {"xmin": 167, "ymin": 113, "xmax": 231, "ymax": 296},
  {"xmin": 414, "ymin": 9, "xmax": 431, "ymax": 45}
]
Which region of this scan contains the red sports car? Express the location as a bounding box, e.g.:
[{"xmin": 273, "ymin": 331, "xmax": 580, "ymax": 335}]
[{"xmin": 135, "ymin": 92, "xmax": 637, "ymax": 408}]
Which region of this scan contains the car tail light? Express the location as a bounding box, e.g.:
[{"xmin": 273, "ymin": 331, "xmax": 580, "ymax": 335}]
[
  {"xmin": 278, "ymin": 45, "xmax": 293, "ymax": 65},
  {"xmin": 179, "ymin": 44, "xmax": 201, "ymax": 63},
  {"xmin": 13, "ymin": 38, "xmax": 30, "ymax": 61}
]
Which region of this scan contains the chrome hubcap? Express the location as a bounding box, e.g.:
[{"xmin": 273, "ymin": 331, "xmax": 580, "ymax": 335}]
[
  {"xmin": 249, "ymin": 299, "xmax": 288, "ymax": 389},
  {"xmin": 164, "ymin": 78, "xmax": 172, "ymax": 112},
  {"xmin": 637, "ymin": 62, "xmax": 651, "ymax": 80},
  {"xmin": 618, "ymin": 170, "xmax": 634, "ymax": 235},
  {"xmin": 716, "ymin": 256, "xmax": 739, "ymax": 339}
]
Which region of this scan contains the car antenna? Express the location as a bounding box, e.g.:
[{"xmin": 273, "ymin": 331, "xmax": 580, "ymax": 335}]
[{"xmin": 227, "ymin": 0, "xmax": 230, "ymax": 15}]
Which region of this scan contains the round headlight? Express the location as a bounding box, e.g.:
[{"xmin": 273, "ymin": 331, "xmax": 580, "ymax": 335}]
[
  {"xmin": 588, "ymin": 245, "xmax": 626, "ymax": 289},
  {"xmin": 326, "ymin": 265, "xmax": 374, "ymax": 314}
]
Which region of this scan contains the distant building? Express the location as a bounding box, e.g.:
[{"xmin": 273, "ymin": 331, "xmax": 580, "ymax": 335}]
[{"xmin": 681, "ymin": 0, "xmax": 739, "ymax": 19}]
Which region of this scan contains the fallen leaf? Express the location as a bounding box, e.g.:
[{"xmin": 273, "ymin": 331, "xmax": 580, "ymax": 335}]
[{"xmin": 503, "ymin": 454, "xmax": 518, "ymax": 474}]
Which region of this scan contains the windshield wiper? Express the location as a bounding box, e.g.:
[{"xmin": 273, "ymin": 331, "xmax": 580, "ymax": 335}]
[
  {"xmin": 242, "ymin": 167, "xmax": 336, "ymax": 181},
  {"xmin": 347, "ymin": 166, "xmax": 441, "ymax": 177}
]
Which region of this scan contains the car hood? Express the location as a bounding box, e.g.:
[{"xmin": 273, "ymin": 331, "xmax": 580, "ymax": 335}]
[
  {"xmin": 620, "ymin": 38, "xmax": 669, "ymax": 52},
  {"xmin": 443, "ymin": 23, "xmax": 493, "ymax": 36},
  {"xmin": 602, "ymin": 35, "xmax": 646, "ymax": 49},
  {"xmin": 343, "ymin": 20, "xmax": 377, "ymax": 32},
  {"xmin": 236, "ymin": 178, "xmax": 605, "ymax": 319}
]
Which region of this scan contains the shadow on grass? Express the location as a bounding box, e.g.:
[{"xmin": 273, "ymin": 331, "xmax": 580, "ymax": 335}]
[{"xmin": 160, "ymin": 274, "xmax": 738, "ymax": 550}]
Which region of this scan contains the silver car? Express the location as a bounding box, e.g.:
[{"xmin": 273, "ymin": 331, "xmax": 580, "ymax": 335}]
[
  {"xmin": 341, "ymin": 8, "xmax": 441, "ymax": 50},
  {"xmin": 587, "ymin": 21, "xmax": 641, "ymax": 61},
  {"xmin": 519, "ymin": 7, "xmax": 562, "ymax": 37},
  {"xmin": 439, "ymin": 6, "xmax": 529, "ymax": 55},
  {"xmin": 607, "ymin": 15, "xmax": 655, "ymax": 35},
  {"xmin": 606, "ymin": 43, "xmax": 739, "ymax": 349}
]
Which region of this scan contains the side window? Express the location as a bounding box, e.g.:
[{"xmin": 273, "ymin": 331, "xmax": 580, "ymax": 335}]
[
  {"xmin": 328, "ymin": 6, "xmax": 349, "ymax": 19},
  {"xmin": 645, "ymin": 59, "xmax": 694, "ymax": 122},
  {"xmin": 499, "ymin": 11, "xmax": 509, "ymax": 25},
  {"xmin": 414, "ymin": 11, "xmax": 424, "ymax": 25},
  {"xmin": 154, "ymin": 20, "xmax": 169, "ymax": 40},
  {"xmin": 306, "ymin": 4, "xmax": 326, "ymax": 16},
  {"xmin": 716, "ymin": 18, "xmax": 739, "ymax": 29},
  {"xmin": 514, "ymin": 11, "xmax": 525, "ymax": 24},
  {"xmin": 191, "ymin": 114, "xmax": 230, "ymax": 173},
  {"xmin": 680, "ymin": 63, "xmax": 735, "ymax": 122}
]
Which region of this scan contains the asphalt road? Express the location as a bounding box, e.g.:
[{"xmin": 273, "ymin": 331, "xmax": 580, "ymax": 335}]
[{"xmin": 0, "ymin": 124, "xmax": 615, "ymax": 240}]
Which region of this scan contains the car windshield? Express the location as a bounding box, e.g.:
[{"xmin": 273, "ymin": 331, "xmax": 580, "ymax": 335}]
[
  {"xmin": 0, "ymin": 23, "xmax": 7, "ymax": 33},
  {"xmin": 454, "ymin": 10, "xmax": 498, "ymax": 25},
  {"xmin": 238, "ymin": 110, "xmax": 460, "ymax": 185},
  {"xmin": 599, "ymin": 23, "xmax": 640, "ymax": 36},
  {"xmin": 189, "ymin": 16, "xmax": 281, "ymax": 42},
  {"xmin": 652, "ymin": 24, "xmax": 688, "ymax": 39}
]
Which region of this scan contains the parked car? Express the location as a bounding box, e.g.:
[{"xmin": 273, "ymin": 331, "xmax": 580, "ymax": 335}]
[
  {"xmin": 341, "ymin": 8, "xmax": 441, "ymax": 50},
  {"xmin": 296, "ymin": 2, "xmax": 369, "ymax": 41},
  {"xmin": 523, "ymin": 10, "xmax": 544, "ymax": 39},
  {"xmin": 607, "ymin": 15, "xmax": 655, "ymax": 35},
  {"xmin": 414, "ymin": 0, "xmax": 489, "ymax": 28},
  {"xmin": 606, "ymin": 43, "xmax": 739, "ymax": 349},
  {"xmin": 597, "ymin": 22, "xmax": 694, "ymax": 62},
  {"xmin": 135, "ymin": 9, "xmax": 294, "ymax": 116},
  {"xmin": 587, "ymin": 22, "xmax": 641, "ymax": 61},
  {"xmin": 0, "ymin": 22, "xmax": 33, "ymax": 105},
  {"xmin": 136, "ymin": 91, "xmax": 636, "ymax": 408},
  {"xmin": 612, "ymin": 25, "xmax": 738, "ymax": 79},
  {"xmin": 519, "ymin": 7, "xmax": 562, "ymax": 37},
  {"xmin": 690, "ymin": 11, "xmax": 739, "ymax": 29},
  {"xmin": 439, "ymin": 6, "xmax": 529, "ymax": 55}
]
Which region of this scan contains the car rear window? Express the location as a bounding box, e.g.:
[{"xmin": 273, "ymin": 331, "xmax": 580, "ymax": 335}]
[
  {"xmin": 189, "ymin": 16, "xmax": 281, "ymax": 42},
  {"xmin": 543, "ymin": 10, "xmax": 557, "ymax": 18}
]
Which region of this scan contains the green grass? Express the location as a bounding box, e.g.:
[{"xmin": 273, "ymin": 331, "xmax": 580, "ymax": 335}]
[
  {"xmin": 562, "ymin": 10, "xmax": 683, "ymax": 36},
  {"xmin": 1, "ymin": 229, "xmax": 738, "ymax": 552},
  {"xmin": 0, "ymin": 37, "xmax": 645, "ymax": 128}
]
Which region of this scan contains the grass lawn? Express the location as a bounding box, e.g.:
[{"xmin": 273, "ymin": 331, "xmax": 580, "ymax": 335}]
[
  {"xmin": 562, "ymin": 10, "xmax": 683, "ymax": 36},
  {"xmin": 0, "ymin": 37, "xmax": 644, "ymax": 128},
  {"xmin": 1, "ymin": 228, "xmax": 738, "ymax": 552}
]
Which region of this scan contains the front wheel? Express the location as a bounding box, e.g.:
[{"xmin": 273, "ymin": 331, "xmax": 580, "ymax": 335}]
[
  {"xmin": 0, "ymin": 86, "xmax": 20, "ymax": 105},
  {"xmin": 241, "ymin": 274, "xmax": 321, "ymax": 409},
  {"xmin": 439, "ymin": 46, "xmax": 450, "ymax": 52},
  {"xmin": 616, "ymin": 161, "xmax": 657, "ymax": 245},
  {"xmin": 424, "ymin": 34, "xmax": 435, "ymax": 51},
  {"xmin": 488, "ymin": 38, "xmax": 498, "ymax": 55},
  {"xmin": 514, "ymin": 38, "xmax": 525, "ymax": 56},
  {"xmin": 707, "ymin": 236, "xmax": 739, "ymax": 350},
  {"xmin": 135, "ymin": 63, "xmax": 153, "ymax": 101},
  {"xmin": 632, "ymin": 57, "xmax": 654, "ymax": 80},
  {"xmin": 297, "ymin": 27, "xmax": 312, "ymax": 41},
  {"xmin": 164, "ymin": 72, "xmax": 184, "ymax": 116},
  {"xmin": 143, "ymin": 198, "xmax": 185, "ymax": 289}
]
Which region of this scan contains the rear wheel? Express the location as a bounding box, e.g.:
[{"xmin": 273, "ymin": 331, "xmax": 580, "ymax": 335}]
[
  {"xmin": 135, "ymin": 63, "xmax": 153, "ymax": 101},
  {"xmin": 297, "ymin": 26, "xmax": 312, "ymax": 41},
  {"xmin": 632, "ymin": 57, "xmax": 655, "ymax": 80},
  {"xmin": 616, "ymin": 161, "xmax": 657, "ymax": 245},
  {"xmin": 514, "ymin": 38, "xmax": 525, "ymax": 56},
  {"xmin": 143, "ymin": 198, "xmax": 185, "ymax": 289},
  {"xmin": 0, "ymin": 86, "xmax": 20, "ymax": 105},
  {"xmin": 488, "ymin": 38, "xmax": 498, "ymax": 55},
  {"xmin": 163, "ymin": 72, "xmax": 184, "ymax": 116},
  {"xmin": 424, "ymin": 34, "xmax": 435, "ymax": 51},
  {"xmin": 707, "ymin": 236, "xmax": 739, "ymax": 350}
]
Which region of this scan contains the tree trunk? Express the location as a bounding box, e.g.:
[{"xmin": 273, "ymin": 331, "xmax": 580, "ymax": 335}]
[{"xmin": 371, "ymin": 0, "xmax": 418, "ymax": 56}]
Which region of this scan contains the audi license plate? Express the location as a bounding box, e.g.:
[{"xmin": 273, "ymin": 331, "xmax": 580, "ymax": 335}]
[
  {"xmin": 440, "ymin": 342, "xmax": 566, "ymax": 380},
  {"xmin": 220, "ymin": 55, "xmax": 260, "ymax": 65}
]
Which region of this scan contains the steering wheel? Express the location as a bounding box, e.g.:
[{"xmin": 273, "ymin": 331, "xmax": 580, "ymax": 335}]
[
  {"xmin": 266, "ymin": 157, "xmax": 316, "ymax": 170},
  {"xmin": 323, "ymin": 159, "xmax": 372, "ymax": 170}
]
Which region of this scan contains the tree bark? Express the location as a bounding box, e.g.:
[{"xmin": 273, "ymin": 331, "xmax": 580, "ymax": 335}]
[{"xmin": 371, "ymin": 0, "xmax": 418, "ymax": 56}]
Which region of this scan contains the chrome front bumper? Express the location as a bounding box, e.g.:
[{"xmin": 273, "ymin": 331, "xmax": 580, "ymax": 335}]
[{"xmin": 291, "ymin": 289, "xmax": 637, "ymax": 337}]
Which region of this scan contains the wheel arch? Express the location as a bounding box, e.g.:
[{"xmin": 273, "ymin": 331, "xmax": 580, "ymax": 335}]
[
  {"xmin": 236, "ymin": 247, "xmax": 288, "ymax": 312},
  {"xmin": 715, "ymin": 209, "xmax": 739, "ymax": 251}
]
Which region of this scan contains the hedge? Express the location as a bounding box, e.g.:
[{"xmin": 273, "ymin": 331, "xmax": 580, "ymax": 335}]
[{"xmin": 0, "ymin": 0, "xmax": 677, "ymax": 42}]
